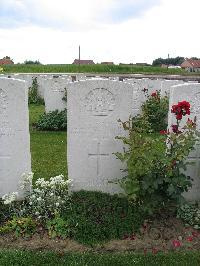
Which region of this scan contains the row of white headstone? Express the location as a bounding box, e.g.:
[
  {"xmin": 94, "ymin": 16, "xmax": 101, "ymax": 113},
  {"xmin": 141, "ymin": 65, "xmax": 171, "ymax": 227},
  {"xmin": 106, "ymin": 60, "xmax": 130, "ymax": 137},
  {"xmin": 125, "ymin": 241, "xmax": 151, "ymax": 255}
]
[
  {"xmin": 0, "ymin": 73, "xmax": 188, "ymax": 113},
  {"xmin": 0, "ymin": 76, "xmax": 200, "ymax": 201}
]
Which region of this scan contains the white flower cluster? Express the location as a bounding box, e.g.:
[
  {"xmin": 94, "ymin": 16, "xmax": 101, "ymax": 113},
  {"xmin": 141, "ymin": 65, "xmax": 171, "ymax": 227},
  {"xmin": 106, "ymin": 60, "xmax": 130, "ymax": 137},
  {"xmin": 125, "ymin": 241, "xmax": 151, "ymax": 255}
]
[
  {"xmin": 1, "ymin": 173, "xmax": 72, "ymax": 220},
  {"xmin": 35, "ymin": 175, "xmax": 72, "ymax": 188},
  {"xmin": 19, "ymin": 172, "xmax": 34, "ymax": 190},
  {"xmin": 2, "ymin": 192, "xmax": 18, "ymax": 205}
]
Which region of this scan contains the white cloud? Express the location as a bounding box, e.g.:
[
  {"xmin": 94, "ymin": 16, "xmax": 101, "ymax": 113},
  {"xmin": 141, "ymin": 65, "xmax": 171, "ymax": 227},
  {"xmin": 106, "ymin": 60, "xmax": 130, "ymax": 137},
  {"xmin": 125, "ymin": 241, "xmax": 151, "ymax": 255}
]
[
  {"xmin": 0, "ymin": 0, "xmax": 200, "ymax": 64},
  {"xmin": 0, "ymin": 0, "xmax": 160, "ymax": 30}
]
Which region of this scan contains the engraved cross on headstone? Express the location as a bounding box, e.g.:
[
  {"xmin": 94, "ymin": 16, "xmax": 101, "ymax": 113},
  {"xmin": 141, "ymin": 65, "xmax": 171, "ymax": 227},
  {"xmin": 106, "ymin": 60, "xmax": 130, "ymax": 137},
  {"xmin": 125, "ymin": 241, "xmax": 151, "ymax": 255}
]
[{"xmin": 88, "ymin": 142, "xmax": 109, "ymax": 176}]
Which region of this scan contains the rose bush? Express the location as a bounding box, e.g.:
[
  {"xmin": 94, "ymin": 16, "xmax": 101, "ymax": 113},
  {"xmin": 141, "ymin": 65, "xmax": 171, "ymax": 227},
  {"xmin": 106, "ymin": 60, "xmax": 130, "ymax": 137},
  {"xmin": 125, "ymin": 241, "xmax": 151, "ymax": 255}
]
[
  {"xmin": 132, "ymin": 90, "xmax": 169, "ymax": 133},
  {"xmin": 115, "ymin": 100, "xmax": 199, "ymax": 214}
]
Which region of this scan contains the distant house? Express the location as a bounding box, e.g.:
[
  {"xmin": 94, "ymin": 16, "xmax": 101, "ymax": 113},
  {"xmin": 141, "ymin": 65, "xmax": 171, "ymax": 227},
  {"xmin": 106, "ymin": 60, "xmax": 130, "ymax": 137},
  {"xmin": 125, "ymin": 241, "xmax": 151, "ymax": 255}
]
[
  {"xmin": 181, "ymin": 58, "xmax": 200, "ymax": 72},
  {"xmin": 161, "ymin": 64, "xmax": 168, "ymax": 68},
  {"xmin": 0, "ymin": 56, "xmax": 14, "ymax": 65},
  {"xmin": 72, "ymin": 59, "xmax": 95, "ymax": 65},
  {"xmin": 119, "ymin": 63, "xmax": 133, "ymax": 66},
  {"xmin": 168, "ymin": 65, "xmax": 181, "ymax": 69},
  {"xmin": 135, "ymin": 63, "xmax": 150, "ymax": 66},
  {"xmin": 101, "ymin": 62, "xmax": 114, "ymax": 65}
]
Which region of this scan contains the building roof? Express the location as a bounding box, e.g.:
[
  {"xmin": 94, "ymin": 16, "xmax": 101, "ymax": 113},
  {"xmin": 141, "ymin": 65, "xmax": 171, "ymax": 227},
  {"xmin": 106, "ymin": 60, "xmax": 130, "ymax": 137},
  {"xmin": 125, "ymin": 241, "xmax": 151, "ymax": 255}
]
[
  {"xmin": 101, "ymin": 62, "xmax": 114, "ymax": 65},
  {"xmin": 72, "ymin": 59, "xmax": 95, "ymax": 65},
  {"xmin": 0, "ymin": 57, "xmax": 14, "ymax": 65},
  {"xmin": 181, "ymin": 59, "xmax": 200, "ymax": 68}
]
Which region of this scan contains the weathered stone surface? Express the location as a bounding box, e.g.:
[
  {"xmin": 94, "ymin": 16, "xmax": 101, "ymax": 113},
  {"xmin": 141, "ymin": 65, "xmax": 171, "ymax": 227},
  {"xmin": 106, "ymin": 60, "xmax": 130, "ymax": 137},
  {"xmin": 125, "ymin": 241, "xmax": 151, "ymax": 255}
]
[
  {"xmin": 67, "ymin": 79, "xmax": 134, "ymax": 194},
  {"xmin": 0, "ymin": 77, "xmax": 31, "ymax": 197},
  {"xmin": 124, "ymin": 78, "xmax": 162, "ymax": 117},
  {"xmin": 169, "ymin": 83, "xmax": 200, "ymax": 201},
  {"xmin": 44, "ymin": 77, "xmax": 69, "ymax": 112},
  {"xmin": 161, "ymin": 80, "xmax": 184, "ymax": 97}
]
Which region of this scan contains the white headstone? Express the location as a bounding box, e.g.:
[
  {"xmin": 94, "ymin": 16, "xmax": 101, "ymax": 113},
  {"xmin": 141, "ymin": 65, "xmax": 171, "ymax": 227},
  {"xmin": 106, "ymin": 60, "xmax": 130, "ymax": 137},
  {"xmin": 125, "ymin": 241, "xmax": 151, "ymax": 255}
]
[
  {"xmin": 37, "ymin": 75, "xmax": 48, "ymax": 98},
  {"xmin": 161, "ymin": 79, "xmax": 184, "ymax": 97},
  {"xmin": 14, "ymin": 74, "xmax": 36, "ymax": 90},
  {"xmin": 67, "ymin": 79, "xmax": 134, "ymax": 194},
  {"xmin": 169, "ymin": 83, "xmax": 200, "ymax": 201},
  {"xmin": 44, "ymin": 77, "xmax": 69, "ymax": 112},
  {"xmin": 124, "ymin": 78, "xmax": 163, "ymax": 116},
  {"xmin": 0, "ymin": 78, "xmax": 31, "ymax": 197}
]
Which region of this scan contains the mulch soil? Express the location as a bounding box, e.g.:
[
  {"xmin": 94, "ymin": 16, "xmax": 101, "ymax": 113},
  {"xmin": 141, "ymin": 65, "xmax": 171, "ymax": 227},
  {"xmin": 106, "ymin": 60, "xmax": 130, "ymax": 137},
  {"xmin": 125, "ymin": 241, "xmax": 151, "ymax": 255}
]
[{"xmin": 0, "ymin": 215, "xmax": 200, "ymax": 254}]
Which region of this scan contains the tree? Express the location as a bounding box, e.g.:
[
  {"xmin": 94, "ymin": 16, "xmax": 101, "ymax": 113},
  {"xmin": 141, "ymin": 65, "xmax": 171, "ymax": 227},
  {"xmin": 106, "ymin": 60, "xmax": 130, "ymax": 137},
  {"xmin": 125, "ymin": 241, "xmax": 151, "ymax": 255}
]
[
  {"xmin": 24, "ymin": 60, "xmax": 41, "ymax": 65},
  {"xmin": 152, "ymin": 57, "xmax": 185, "ymax": 66}
]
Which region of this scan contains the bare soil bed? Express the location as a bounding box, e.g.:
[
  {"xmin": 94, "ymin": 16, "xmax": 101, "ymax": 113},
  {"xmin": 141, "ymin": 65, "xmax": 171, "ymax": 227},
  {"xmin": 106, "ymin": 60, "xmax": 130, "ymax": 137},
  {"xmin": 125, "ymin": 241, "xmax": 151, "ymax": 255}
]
[{"xmin": 1, "ymin": 215, "xmax": 199, "ymax": 254}]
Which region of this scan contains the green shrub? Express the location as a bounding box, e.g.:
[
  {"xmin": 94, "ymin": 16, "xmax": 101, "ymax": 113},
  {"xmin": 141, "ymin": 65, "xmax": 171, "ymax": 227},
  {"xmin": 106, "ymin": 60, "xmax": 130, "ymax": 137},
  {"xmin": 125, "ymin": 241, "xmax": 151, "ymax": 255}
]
[
  {"xmin": 28, "ymin": 77, "xmax": 44, "ymax": 105},
  {"xmin": 0, "ymin": 217, "xmax": 37, "ymax": 237},
  {"xmin": 36, "ymin": 109, "xmax": 67, "ymax": 131},
  {"xmin": 0, "ymin": 200, "xmax": 10, "ymax": 225},
  {"xmin": 67, "ymin": 190, "xmax": 146, "ymax": 245},
  {"xmin": 62, "ymin": 88, "xmax": 67, "ymax": 102},
  {"xmin": 46, "ymin": 215, "xmax": 75, "ymax": 239},
  {"xmin": 132, "ymin": 91, "xmax": 169, "ymax": 133}
]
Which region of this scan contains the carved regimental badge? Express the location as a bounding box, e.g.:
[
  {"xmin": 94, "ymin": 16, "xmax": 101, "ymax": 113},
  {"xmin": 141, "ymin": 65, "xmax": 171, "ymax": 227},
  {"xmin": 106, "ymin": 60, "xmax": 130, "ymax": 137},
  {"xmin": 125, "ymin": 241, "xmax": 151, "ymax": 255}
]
[{"xmin": 85, "ymin": 88, "xmax": 115, "ymax": 116}]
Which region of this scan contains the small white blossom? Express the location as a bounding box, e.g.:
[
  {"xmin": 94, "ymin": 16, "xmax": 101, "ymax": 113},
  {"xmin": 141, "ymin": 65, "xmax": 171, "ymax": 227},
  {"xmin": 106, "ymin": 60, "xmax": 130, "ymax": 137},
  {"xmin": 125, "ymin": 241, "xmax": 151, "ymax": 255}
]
[
  {"xmin": 30, "ymin": 194, "xmax": 36, "ymax": 199},
  {"xmin": 55, "ymin": 202, "xmax": 60, "ymax": 207},
  {"xmin": 20, "ymin": 172, "xmax": 33, "ymax": 190},
  {"xmin": 2, "ymin": 192, "xmax": 18, "ymax": 205}
]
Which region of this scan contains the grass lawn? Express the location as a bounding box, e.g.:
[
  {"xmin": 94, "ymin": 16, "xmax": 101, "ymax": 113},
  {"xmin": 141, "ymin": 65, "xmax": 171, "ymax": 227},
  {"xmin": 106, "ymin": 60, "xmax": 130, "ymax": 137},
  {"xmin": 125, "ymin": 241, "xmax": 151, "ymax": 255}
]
[
  {"xmin": 29, "ymin": 104, "xmax": 67, "ymax": 182},
  {"xmin": 0, "ymin": 250, "xmax": 200, "ymax": 266},
  {"xmin": 1, "ymin": 63, "xmax": 189, "ymax": 75}
]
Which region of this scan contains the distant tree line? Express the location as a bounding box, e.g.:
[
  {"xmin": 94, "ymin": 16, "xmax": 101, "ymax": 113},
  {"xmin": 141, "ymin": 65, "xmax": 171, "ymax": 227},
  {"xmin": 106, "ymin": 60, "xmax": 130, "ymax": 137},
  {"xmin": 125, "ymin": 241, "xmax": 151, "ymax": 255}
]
[
  {"xmin": 152, "ymin": 57, "xmax": 185, "ymax": 66},
  {"xmin": 24, "ymin": 60, "xmax": 41, "ymax": 65}
]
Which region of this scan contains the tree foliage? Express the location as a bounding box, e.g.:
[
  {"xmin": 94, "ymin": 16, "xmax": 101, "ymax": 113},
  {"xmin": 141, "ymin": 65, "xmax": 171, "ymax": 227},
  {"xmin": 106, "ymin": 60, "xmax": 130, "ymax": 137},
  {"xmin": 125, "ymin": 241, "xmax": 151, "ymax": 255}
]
[
  {"xmin": 24, "ymin": 60, "xmax": 41, "ymax": 65},
  {"xmin": 152, "ymin": 57, "xmax": 185, "ymax": 66}
]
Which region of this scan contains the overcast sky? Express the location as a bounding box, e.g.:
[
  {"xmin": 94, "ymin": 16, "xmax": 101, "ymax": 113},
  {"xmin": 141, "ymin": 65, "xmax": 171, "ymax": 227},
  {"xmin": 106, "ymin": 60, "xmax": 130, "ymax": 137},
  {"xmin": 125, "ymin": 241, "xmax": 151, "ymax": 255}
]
[{"xmin": 0, "ymin": 0, "xmax": 199, "ymax": 64}]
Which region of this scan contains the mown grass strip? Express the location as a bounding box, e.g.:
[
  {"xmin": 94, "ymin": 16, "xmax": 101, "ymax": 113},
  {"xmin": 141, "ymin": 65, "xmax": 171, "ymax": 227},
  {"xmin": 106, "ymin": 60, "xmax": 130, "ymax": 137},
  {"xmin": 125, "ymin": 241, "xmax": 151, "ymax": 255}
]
[
  {"xmin": 2, "ymin": 63, "xmax": 186, "ymax": 75},
  {"xmin": 29, "ymin": 104, "xmax": 67, "ymax": 182},
  {"xmin": 0, "ymin": 250, "xmax": 199, "ymax": 266}
]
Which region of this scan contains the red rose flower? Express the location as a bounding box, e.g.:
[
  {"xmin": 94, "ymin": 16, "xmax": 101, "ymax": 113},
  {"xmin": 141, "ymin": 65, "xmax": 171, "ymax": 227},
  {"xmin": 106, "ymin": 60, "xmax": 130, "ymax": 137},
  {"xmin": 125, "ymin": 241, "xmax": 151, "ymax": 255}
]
[
  {"xmin": 151, "ymin": 92, "xmax": 157, "ymax": 97},
  {"xmin": 171, "ymin": 124, "xmax": 178, "ymax": 133},
  {"xmin": 171, "ymin": 101, "xmax": 191, "ymax": 120},
  {"xmin": 152, "ymin": 247, "xmax": 158, "ymax": 254},
  {"xmin": 192, "ymin": 231, "xmax": 199, "ymax": 237},
  {"xmin": 160, "ymin": 130, "xmax": 167, "ymax": 135},
  {"xmin": 186, "ymin": 236, "xmax": 193, "ymax": 242},
  {"xmin": 172, "ymin": 240, "xmax": 182, "ymax": 248},
  {"xmin": 176, "ymin": 113, "xmax": 182, "ymax": 120}
]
